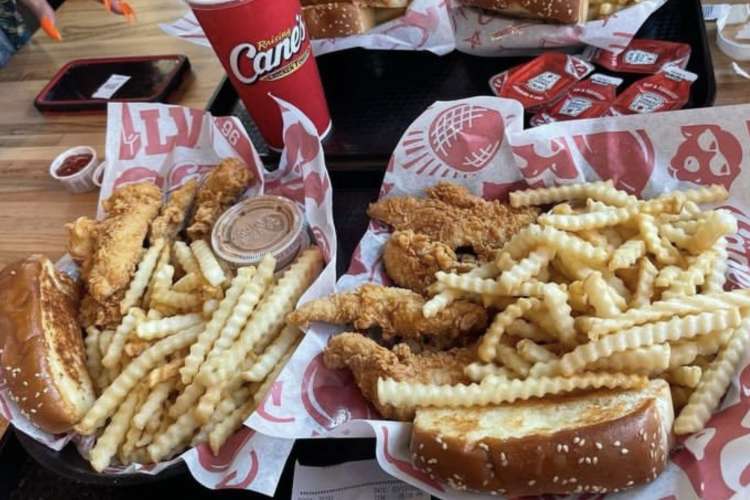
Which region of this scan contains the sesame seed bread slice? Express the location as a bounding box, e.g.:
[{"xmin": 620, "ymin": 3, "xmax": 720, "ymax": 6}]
[
  {"xmin": 457, "ymin": 0, "xmax": 589, "ymax": 24},
  {"xmin": 410, "ymin": 379, "xmax": 673, "ymax": 496},
  {"xmin": 302, "ymin": 3, "xmax": 406, "ymax": 39},
  {"xmin": 0, "ymin": 255, "xmax": 95, "ymax": 433}
]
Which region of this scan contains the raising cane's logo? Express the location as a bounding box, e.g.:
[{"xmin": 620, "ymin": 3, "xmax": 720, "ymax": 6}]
[{"xmin": 229, "ymin": 14, "xmax": 308, "ymax": 85}]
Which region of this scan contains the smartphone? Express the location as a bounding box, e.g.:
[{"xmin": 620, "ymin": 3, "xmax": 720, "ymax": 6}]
[{"xmin": 35, "ymin": 54, "xmax": 190, "ymax": 112}]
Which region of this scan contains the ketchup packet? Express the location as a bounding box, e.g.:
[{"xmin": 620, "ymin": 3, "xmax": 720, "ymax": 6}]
[
  {"xmin": 585, "ymin": 39, "xmax": 691, "ymax": 74},
  {"xmin": 489, "ymin": 52, "xmax": 594, "ymax": 113},
  {"xmin": 608, "ymin": 65, "xmax": 697, "ymax": 116},
  {"xmin": 529, "ymin": 73, "xmax": 623, "ymax": 127}
]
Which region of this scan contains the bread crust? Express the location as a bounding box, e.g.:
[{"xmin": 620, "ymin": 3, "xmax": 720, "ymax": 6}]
[
  {"xmin": 0, "ymin": 255, "xmax": 94, "ymax": 433},
  {"xmin": 410, "ymin": 382, "xmax": 673, "ymax": 495},
  {"xmin": 303, "ymin": 3, "xmax": 378, "ymax": 39},
  {"xmin": 458, "ymin": 0, "xmax": 589, "ymax": 24}
]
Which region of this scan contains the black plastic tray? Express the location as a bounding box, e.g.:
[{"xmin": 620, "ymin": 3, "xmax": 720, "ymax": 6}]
[{"xmin": 208, "ymin": 0, "xmax": 714, "ymax": 170}]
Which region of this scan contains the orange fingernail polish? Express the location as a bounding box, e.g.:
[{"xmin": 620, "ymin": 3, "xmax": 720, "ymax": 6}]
[
  {"xmin": 40, "ymin": 16, "xmax": 62, "ymax": 41},
  {"xmin": 103, "ymin": 0, "xmax": 112, "ymax": 13}
]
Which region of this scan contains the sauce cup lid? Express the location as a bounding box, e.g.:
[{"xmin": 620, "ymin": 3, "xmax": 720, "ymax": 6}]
[{"xmin": 211, "ymin": 195, "xmax": 305, "ymax": 269}]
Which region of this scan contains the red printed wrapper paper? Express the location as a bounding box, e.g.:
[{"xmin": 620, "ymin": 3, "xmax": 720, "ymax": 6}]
[
  {"xmin": 160, "ymin": 0, "xmax": 454, "ymax": 57},
  {"xmin": 242, "ymin": 97, "xmax": 750, "ymax": 499},
  {"xmin": 452, "ymin": 0, "xmax": 667, "ymax": 56},
  {"xmin": 0, "ymin": 99, "xmax": 339, "ymax": 496}
]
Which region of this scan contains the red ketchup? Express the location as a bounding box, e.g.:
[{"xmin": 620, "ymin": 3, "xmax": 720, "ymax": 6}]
[
  {"xmin": 56, "ymin": 153, "xmax": 93, "ymax": 177},
  {"xmin": 489, "ymin": 52, "xmax": 594, "ymax": 113},
  {"xmin": 608, "ymin": 66, "xmax": 697, "ymax": 116},
  {"xmin": 586, "ymin": 39, "xmax": 691, "ymax": 74},
  {"xmin": 530, "ymin": 74, "xmax": 623, "ymax": 127}
]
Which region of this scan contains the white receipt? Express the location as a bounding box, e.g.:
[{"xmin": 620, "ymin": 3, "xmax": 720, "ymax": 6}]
[
  {"xmin": 92, "ymin": 74, "xmax": 131, "ymax": 99},
  {"xmin": 291, "ymin": 460, "xmax": 429, "ymax": 500}
]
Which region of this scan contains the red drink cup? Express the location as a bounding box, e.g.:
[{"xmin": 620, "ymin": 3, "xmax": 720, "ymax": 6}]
[{"xmin": 188, "ymin": 0, "xmax": 331, "ymax": 150}]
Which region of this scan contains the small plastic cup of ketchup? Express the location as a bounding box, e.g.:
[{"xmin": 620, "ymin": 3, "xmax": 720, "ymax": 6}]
[{"xmin": 49, "ymin": 146, "xmax": 98, "ymax": 193}]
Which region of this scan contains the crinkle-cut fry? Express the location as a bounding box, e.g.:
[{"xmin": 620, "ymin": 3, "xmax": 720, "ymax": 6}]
[
  {"xmin": 576, "ymin": 228, "xmax": 609, "ymax": 249},
  {"xmin": 639, "ymin": 214, "xmax": 681, "ymax": 265},
  {"xmin": 152, "ymin": 290, "xmax": 202, "ymax": 312},
  {"xmin": 631, "ymin": 257, "xmax": 658, "ymax": 308},
  {"xmin": 124, "ymin": 339, "xmax": 151, "ymax": 358},
  {"xmin": 655, "ymin": 265, "xmax": 683, "ymax": 288},
  {"xmin": 148, "ymin": 356, "xmax": 183, "ymax": 387},
  {"xmin": 495, "ymin": 253, "xmax": 516, "ymax": 272},
  {"xmin": 96, "ymin": 330, "xmax": 114, "ymax": 390},
  {"xmin": 585, "ymin": 182, "xmax": 638, "ymax": 207},
  {"xmin": 587, "ymin": 344, "xmax": 671, "ymax": 376},
  {"xmin": 168, "ymin": 380, "xmax": 205, "ymax": 419},
  {"xmin": 202, "ymin": 255, "xmax": 276, "ymax": 369},
  {"xmin": 136, "ymin": 406, "xmax": 164, "ymax": 448},
  {"xmin": 679, "ymin": 184, "xmax": 729, "ymax": 204},
  {"xmin": 665, "ymin": 366, "xmax": 702, "ymax": 388},
  {"xmin": 516, "ymin": 339, "xmax": 557, "ymax": 364},
  {"xmin": 172, "ymin": 272, "xmax": 202, "ymax": 293},
  {"xmin": 509, "ymin": 182, "xmax": 597, "ymax": 207},
  {"xmin": 495, "ymin": 344, "xmax": 531, "ymax": 377},
  {"xmin": 77, "ymin": 326, "xmax": 200, "ymax": 435},
  {"xmin": 687, "ymin": 210, "xmax": 738, "ymax": 254},
  {"xmin": 136, "ymin": 313, "xmax": 203, "ymax": 340},
  {"xmin": 705, "ymin": 237, "xmax": 729, "ymax": 293},
  {"xmin": 148, "ymin": 410, "xmax": 199, "ymax": 462},
  {"xmin": 193, "ymin": 384, "xmax": 253, "ymax": 447},
  {"xmin": 669, "ymin": 341, "xmax": 700, "ymax": 369},
  {"xmin": 558, "ymin": 309, "xmax": 742, "ymax": 376},
  {"xmin": 660, "ymin": 223, "xmax": 692, "ymax": 249},
  {"xmin": 102, "ymin": 308, "xmax": 145, "ymax": 369},
  {"xmin": 674, "ymin": 318, "xmax": 750, "ymax": 434},
  {"xmin": 190, "ymin": 240, "xmax": 226, "ymax": 287},
  {"xmin": 500, "ymin": 225, "xmax": 608, "ymax": 265},
  {"xmin": 89, "ymin": 386, "xmax": 142, "ymax": 472},
  {"xmin": 199, "ymin": 247, "xmax": 323, "ymax": 386},
  {"xmin": 523, "ymin": 302, "xmax": 559, "ymax": 336},
  {"xmin": 202, "ymin": 299, "xmax": 219, "ymax": 318},
  {"xmin": 538, "ymin": 205, "xmax": 637, "ymax": 231},
  {"xmin": 242, "ymin": 325, "xmax": 301, "ymax": 382},
  {"xmin": 85, "ymin": 327, "xmax": 103, "ymax": 391},
  {"xmin": 585, "ymin": 198, "xmax": 611, "ymax": 212},
  {"xmin": 541, "ymin": 284, "xmax": 576, "ymax": 346},
  {"xmin": 673, "ymin": 219, "xmax": 701, "ymax": 232},
  {"xmin": 478, "ymin": 298, "xmax": 539, "ymax": 362},
  {"xmin": 147, "ymin": 309, "xmax": 163, "ymax": 320},
  {"xmin": 639, "ymin": 194, "xmax": 685, "ymax": 215},
  {"xmin": 464, "ymin": 362, "xmax": 513, "ymax": 382},
  {"xmin": 550, "ymin": 202, "xmax": 575, "ymax": 215},
  {"xmin": 583, "ymin": 272, "xmax": 621, "ymax": 318},
  {"xmin": 506, "ymin": 319, "xmax": 556, "ymax": 343},
  {"xmin": 173, "ymin": 240, "xmax": 200, "ymax": 275},
  {"xmin": 133, "ymin": 379, "xmax": 174, "ymax": 429},
  {"xmin": 121, "ymin": 239, "xmax": 166, "ymax": 314},
  {"xmin": 586, "ymin": 290, "xmax": 750, "ymax": 339},
  {"xmin": 567, "ymin": 280, "xmax": 589, "ymax": 313},
  {"xmin": 498, "ymin": 247, "xmax": 555, "ymax": 292},
  {"xmin": 180, "ymin": 267, "xmax": 256, "ymax": 385},
  {"xmin": 195, "ymin": 384, "xmax": 224, "ymax": 424},
  {"xmin": 208, "ymin": 396, "xmax": 255, "ymax": 456},
  {"xmin": 671, "ymin": 385, "xmax": 693, "ymax": 411},
  {"xmin": 435, "ymin": 272, "xmax": 504, "ymax": 297},
  {"xmin": 423, "ymin": 262, "xmax": 499, "ymax": 318},
  {"xmin": 609, "ymin": 238, "xmax": 646, "ymax": 271},
  {"xmin": 376, "ymin": 372, "xmax": 647, "ymax": 408},
  {"xmin": 144, "ymin": 247, "xmax": 172, "ymax": 309},
  {"xmin": 693, "ymin": 329, "xmax": 733, "ymax": 356}
]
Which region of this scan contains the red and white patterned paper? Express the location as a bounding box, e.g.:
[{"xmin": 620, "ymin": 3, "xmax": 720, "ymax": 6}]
[
  {"xmin": 160, "ymin": 0, "xmax": 455, "ymax": 57},
  {"xmin": 452, "ymin": 0, "xmax": 667, "ymax": 56},
  {"xmin": 244, "ymin": 97, "xmax": 750, "ymax": 499},
  {"xmin": 0, "ymin": 98, "xmax": 338, "ymax": 496}
]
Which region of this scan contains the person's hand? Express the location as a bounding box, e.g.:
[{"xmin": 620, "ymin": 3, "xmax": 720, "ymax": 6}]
[{"xmin": 21, "ymin": 0, "xmax": 135, "ymax": 41}]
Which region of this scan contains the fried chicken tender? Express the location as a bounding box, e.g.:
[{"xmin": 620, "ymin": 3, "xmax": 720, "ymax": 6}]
[
  {"xmin": 79, "ymin": 289, "xmax": 126, "ymax": 329},
  {"xmin": 384, "ymin": 230, "xmax": 473, "ymax": 293},
  {"xmin": 287, "ymin": 284, "xmax": 488, "ymax": 344},
  {"xmin": 87, "ymin": 182, "xmax": 162, "ymax": 302},
  {"xmin": 368, "ymin": 182, "xmax": 538, "ymax": 258},
  {"xmin": 323, "ymin": 332, "xmax": 474, "ymax": 420},
  {"xmin": 187, "ymin": 158, "xmax": 253, "ymax": 241},
  {"xmin": 65, "ymin": 216, "xmax": 100, "ymax": 279},
  {"xmin": 150, "ymin": 179, "xmax": 199, "ymax": 242}
]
